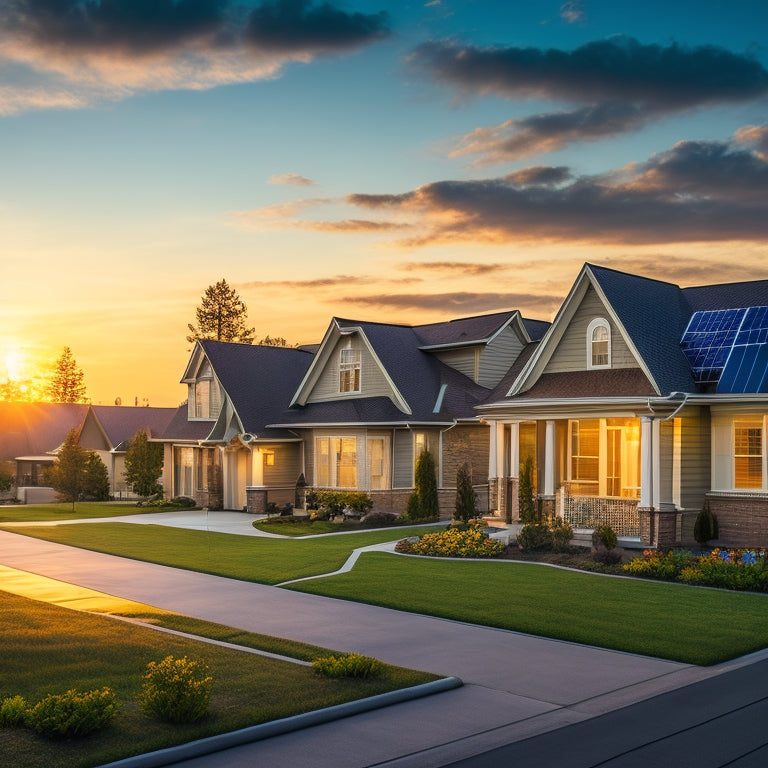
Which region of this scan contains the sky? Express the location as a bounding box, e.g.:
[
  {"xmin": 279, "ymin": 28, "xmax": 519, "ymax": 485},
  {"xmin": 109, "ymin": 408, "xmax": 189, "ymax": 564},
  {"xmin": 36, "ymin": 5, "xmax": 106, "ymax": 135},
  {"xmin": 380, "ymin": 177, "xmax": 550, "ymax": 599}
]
[{"xmin": 1, "ymin": 0, "xmax": 768, "ymax": 407}]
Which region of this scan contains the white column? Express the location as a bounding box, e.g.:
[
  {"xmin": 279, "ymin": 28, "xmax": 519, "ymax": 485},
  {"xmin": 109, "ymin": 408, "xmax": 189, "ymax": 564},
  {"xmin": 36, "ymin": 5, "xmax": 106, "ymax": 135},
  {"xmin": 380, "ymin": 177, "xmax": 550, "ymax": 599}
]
[
  {"xmin": 652, "ymin": 418, "xmax": 661, "ymax": 510},
  {"xmin": 640, "ymin": 416, "xmax": 653, "ymax": 509},
  {"xmin": 488, "ymin": 421, "xmax": 498, "ymax": 478},
  {"xmin": 252, "ymin": 447, "xmax": 264, "ymax": 486},
  {"xmin": 544, "ymin": 420, "xmax": 556, "ymax": 496},
  {"xmin": 495, "ymin": 422, "xmax": 505, "ymax": 478},
  {"xmin": 509, "ymin": 422, "xmax": 520, "ymax": 479}
]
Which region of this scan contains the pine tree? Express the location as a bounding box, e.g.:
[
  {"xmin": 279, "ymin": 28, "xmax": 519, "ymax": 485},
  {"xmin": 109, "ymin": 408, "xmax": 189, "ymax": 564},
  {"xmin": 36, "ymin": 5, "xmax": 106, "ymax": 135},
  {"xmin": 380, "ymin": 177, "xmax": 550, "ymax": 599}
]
[
  {"xmin": 186, "ymin": 279, "xmax": 255, "ymax": 345},
  {"xmin": 455, "ymin": 462, "xmax": 477, "ymax": 523},
  {"xmin": 123, "ymin": 429, "xmax": 164, "ymax": 502},
  {"xmin": 44, "ymin": 429, "xmax": 108, "ymax": 510},
  {"xmin": 413, "ymin": 450, "xmax": 439, "ymax": 521},
  {"xmin": 46, "ymin": 347, "xmax": 87, "ymax": 403}
]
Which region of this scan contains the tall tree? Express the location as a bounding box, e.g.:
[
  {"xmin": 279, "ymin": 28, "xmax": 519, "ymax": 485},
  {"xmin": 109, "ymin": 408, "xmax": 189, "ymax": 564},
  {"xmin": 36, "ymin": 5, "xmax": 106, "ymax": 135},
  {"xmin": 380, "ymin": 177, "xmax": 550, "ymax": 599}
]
[
  {"xmin": 46, "ymin": 347, "xmax": 87, "ymax": 403},
  {"xmin": 44, "ymin": 429, "xmax": 108, "ymax": 511},
  {"xmin": 123, "ymin": 429, "xmax": 164, "ymax": 502},
  {"xmin": 186, "ymin": 279, "xmax": 255, "ymax": 345}
]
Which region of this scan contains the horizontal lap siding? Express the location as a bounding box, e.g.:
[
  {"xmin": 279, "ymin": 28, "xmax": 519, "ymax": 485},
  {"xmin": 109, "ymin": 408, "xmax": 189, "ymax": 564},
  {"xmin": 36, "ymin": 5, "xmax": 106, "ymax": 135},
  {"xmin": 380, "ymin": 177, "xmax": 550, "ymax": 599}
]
[
  {"xmin": 680, "ymin": 407, "xmax": 710, "ymax": 510},
  {"xmin": 478, "ymin": 327, "xmax": 525, "ymax": 388}
]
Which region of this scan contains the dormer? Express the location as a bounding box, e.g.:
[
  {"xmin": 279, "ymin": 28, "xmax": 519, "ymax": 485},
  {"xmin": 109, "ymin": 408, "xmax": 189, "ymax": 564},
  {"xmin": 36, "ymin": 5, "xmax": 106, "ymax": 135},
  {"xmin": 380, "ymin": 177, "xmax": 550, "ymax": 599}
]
[{"xmin": 181, "ymin": 346, "xmax": 222, "ymax": 421}]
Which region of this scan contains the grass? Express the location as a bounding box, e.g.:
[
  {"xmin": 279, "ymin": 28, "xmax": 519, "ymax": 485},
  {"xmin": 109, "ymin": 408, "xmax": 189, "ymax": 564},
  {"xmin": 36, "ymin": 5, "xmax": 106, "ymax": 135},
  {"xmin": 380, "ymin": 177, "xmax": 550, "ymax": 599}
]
[
  {"xmin": 253, "ymin": 518, "xmax": 429, "ymax": 537},
  {"xmin": 287, "ymin": 552, "xmax": 768, "ymax": 666},
  {"xmin": 3, "ymin": 522, "xmax": 445, "ymax": 584},
  {"xmin": 0, "ymin": 590, "xmax": 437, "ymax": 768},
  {"xmin": 0, "ymin": 502, "xmax": 151, "ymax": 523}
]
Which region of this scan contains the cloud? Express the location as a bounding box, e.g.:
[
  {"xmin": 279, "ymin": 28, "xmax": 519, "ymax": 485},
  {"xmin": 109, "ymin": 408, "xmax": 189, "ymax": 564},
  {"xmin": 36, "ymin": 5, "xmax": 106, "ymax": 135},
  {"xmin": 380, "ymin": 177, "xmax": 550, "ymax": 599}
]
[
  {"xmin": 0, "ymin": 0, "xmax": 390, "ymax": 114},
  {"xmin": 348, "ymin": 291, "xmax": 561, "ymax": 313},
  {"xmin": 397, "ymin": 261, "xmax": 509, "ymax": 275},
  {"xmin": 268, "ymin": 173, "xmax": 315, "ymax": 186},
  {"xmin": 410, "ymin": 36, "xmax": 768, "ymax": 162},
  {"xmin": 340, "ymin": 135, "xmax": 768, "ymax": 246},
  {"xmin": 559, "ymin": 2, "xmax": 585, "ymax": 24},
  {"xmin": 735, "ymin": 123, "xmax": 768, "ymax": 160}
]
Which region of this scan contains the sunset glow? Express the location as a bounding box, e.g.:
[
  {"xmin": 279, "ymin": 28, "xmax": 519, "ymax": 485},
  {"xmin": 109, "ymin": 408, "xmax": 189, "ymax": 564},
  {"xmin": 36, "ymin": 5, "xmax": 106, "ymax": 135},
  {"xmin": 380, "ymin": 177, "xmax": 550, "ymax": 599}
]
[{"xmin": 0, "ymin": 1, "xmax": 766, "ymax": 406}]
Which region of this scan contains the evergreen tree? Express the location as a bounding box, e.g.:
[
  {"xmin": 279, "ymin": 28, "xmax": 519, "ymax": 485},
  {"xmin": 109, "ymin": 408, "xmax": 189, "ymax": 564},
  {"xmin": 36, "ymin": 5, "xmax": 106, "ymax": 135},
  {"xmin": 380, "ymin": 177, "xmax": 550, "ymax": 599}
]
[
  {"xmin": 123, "ymin": 429, "xmax": 164, "ymax": 502},
  {"xmin": 44, "ymin": 429, "xmax": 108, "ymax": 510},
  {"xmin": 413, "ymin": 449, "xmax": 439, "ymax": 521},
  {"xmin": 518, "ymin": 455, "xmax": 536, "ymax": 523},
  {"xmin": 46, "ymin": 347, "xmax": 87, "ymax": 403},
  {"xmin": 186, "ymin": 279, "xmax": 255, "ymax": 345},
  {"xmin": 455, "ymin": 462, "xmax": 477, "ymax": 523}
]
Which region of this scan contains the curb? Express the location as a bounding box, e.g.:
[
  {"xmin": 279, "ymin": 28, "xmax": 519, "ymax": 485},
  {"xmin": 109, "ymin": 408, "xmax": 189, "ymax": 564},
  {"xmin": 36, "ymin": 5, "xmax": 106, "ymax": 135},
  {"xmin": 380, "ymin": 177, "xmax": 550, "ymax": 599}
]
[{"xmin": 99, "ymin": 676, "xmax": 463, "ymax": 768}]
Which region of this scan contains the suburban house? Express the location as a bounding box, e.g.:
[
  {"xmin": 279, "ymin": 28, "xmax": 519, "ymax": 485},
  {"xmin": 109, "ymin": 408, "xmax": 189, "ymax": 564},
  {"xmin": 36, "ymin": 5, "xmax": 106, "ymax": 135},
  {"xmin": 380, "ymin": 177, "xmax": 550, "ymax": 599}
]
[
  {"xmin": 478, "ymin": 263, "xmax": 768, "ymax": 548},
  {"xmin": 0, "ymin": 402, "xmax": 176, "ymax": 502},
  {"xmin": 160, "ymin": 312, "xmax": 549, "ymax": 516}
]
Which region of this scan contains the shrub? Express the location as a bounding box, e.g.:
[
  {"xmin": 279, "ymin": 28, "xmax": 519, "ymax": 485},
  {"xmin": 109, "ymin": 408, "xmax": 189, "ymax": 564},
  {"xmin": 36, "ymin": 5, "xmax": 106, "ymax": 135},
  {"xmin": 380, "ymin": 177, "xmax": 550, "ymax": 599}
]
[
  {"xmin": 26, "ymin": 687, "xmax": 118, "ymax": 738},
  {"xmin": 409, "ymin": 527, "xmax": 504, "ymax": 558},
  {"xmin": 592, "ymin": 524, "xmax": 618, "ymax": 551},
  {"xmin": 551, "ymin": 519, "xmax": 573, "ymax": 552},
  {"xmin": 145, "ymin": 496, "xmax": 197, "ymax": 509},
  {"xmin": 518, "ymin": 455, "xmax": 536, "ymax": 523},
  {"xmin": 312, "ymin": 653, "xmax": 382, "ymax": 679},
  {"xmin": 0, "ymin": 695, "xmax": 29, "ymax": 727},
  {"xmin": 454, "ymin": 463, "xmax": 477, "ymax": 523},
  {"xmin": 413, "ymin": 450, "xmax": 439, "ymax": 521},
  {"xmin": 405, "ymin": 489, "xmax": 421, "ymax": 521},
  {"xmin": 0, "ymin": 471, "xmax": 13, "ymax": 492},
  {"xmin": 138, "ymin": 656, "xmax": 212, "ymax": 724},
  {"xmin": 310, "ymin": 490, "xmax": 374, "ymax": 515},
  {"xmin": 694, "ymin": 502, "xmax": 719, "ymax": 544},
  {"xmin": 623, "ymin": 549, "xmax": 697, "ymax": 580},
  {"xmin": 361, "ymin": 511, "xmax": 397, "ymax": 527},
  {"xmin": 517, "ymin": 523, "xmax": 552, "ymax": 551}
]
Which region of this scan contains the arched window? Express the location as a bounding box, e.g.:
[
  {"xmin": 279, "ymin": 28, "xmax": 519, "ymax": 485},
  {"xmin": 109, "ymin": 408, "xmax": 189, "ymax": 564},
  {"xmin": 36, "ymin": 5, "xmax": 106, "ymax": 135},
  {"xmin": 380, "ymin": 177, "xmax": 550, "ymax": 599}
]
[{"xmin": 587, "ymin": 318, "xmax": 611, "ymax": 369}]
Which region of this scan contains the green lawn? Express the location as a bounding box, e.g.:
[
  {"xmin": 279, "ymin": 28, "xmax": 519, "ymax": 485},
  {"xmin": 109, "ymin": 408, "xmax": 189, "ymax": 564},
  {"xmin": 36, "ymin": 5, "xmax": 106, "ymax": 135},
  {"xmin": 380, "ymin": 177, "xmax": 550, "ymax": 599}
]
[
  {"xmin": 3, "ymin": 522, "xmax": 444, "ymax": 584},
  {"xmin": 1, "ymin": 590, "xmax": 436, "ymax": 768},
  {"xmin": 0, "ymin": 502, "xmax": 150, "ymax": 523},
  {"xmin": 287, "ymin": 552, "xmax": 768, "ymax": 666}
]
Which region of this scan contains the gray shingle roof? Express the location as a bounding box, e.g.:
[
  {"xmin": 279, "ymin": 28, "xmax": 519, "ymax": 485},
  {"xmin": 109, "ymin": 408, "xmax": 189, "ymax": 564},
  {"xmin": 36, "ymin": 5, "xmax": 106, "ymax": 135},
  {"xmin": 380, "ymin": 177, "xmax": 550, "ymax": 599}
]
[{"xmin": 90, "ymin": 405, "xmax": 177, "ymax": 450}]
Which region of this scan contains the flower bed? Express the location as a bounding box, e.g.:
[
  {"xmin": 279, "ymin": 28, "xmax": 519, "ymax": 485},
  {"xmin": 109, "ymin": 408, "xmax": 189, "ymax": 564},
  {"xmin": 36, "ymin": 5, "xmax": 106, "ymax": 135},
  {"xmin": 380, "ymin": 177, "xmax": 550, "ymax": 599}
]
[
  {"xmin": 623, "ymin": 548, "xmax": 768, "ymax": 592},
  {"xmin": 396, "ymin": 527, "xmax": 504, "ymax": 558}
]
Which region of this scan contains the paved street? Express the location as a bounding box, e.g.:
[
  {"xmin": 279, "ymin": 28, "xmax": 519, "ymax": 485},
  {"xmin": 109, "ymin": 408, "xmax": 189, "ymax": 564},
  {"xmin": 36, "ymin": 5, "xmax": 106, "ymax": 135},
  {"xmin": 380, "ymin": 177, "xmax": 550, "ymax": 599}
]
[{"xmin": 1, "ymin": 512, "xmax": 765, "ymax": 767}]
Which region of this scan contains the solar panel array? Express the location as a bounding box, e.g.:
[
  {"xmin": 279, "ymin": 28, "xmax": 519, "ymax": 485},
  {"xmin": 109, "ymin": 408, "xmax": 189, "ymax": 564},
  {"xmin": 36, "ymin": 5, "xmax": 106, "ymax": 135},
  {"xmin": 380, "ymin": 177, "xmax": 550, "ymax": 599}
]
[{"xmin": 681, "ymin": 306, "xmax": 768, "ymax": 393}]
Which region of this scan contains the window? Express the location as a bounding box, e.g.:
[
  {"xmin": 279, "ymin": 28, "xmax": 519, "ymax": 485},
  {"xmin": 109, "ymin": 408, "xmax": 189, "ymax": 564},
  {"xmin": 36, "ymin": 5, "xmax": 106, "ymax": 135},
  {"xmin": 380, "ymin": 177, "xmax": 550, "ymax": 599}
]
[
  {"xmin": 367, "ymin": 437, "xmax": 390, "ymax": 490},
  {"xmin": 734, "ymin": 419, "xmax": 763, "ymax": 489},
  {"xmin": 339, "ymin": 348, "xmax": 361, "ymax": 393},
  {"xmin": 174, "ymin": 447, "xmax": 194, "ymax": 497},
  {"xmin": 315, "ymin": 437, "xmax": 358, "ymax": 488},
  {"xmin": 570, "ymin": 419, "xmax": 599, "ymax": 493},
  {"xmin": 587, "ymin": 318, "xmax": 611, "ymax": 369}
]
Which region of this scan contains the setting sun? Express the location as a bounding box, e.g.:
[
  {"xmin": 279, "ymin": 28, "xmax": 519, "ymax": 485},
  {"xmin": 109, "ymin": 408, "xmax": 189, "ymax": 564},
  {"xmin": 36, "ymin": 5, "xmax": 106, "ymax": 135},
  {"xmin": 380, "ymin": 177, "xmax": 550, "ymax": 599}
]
[{"xmin": 2, "ymin": 345, "xmax": 24, "ymax": 381}]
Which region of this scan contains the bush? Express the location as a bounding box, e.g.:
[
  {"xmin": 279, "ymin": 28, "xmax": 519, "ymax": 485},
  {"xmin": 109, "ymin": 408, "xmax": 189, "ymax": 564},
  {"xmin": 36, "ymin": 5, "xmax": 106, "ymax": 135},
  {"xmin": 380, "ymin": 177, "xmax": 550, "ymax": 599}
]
[
  {"xmin": 26, "ymin": 687, "xmax": 118, "ymax": 738},
  {"xmin": 405, "ymin": 489, "xmax": 421, "ymax": 521},
  {"xmin": 408, "ymin": 527, "xmax": 504, "ymax": 558},
  {"xmin": 309, "ymin": 490, "xmax": 374, "ymax": 515},
  {"xmin": 694, "ymin": 503, "xmax": 719, "ymax": 544},
  {"xmin": 551, "ymin": 519, "xmax": 573, "ymax": 552},
  {"xmin": 312, "ymin": 653, "xmax": 382, "ymax": 679},
  {"xmin": 517, "ymin": 523, "xmax": 552, "ymax": 551},
  {"xmin": 0, "ymin": 471, "xmax": 13, "ymax": 492},
  {"xmin": 361, "ymin": 511, "xmax": 397, "ymax": 527},
  {"xmin": 138, "ymin": 656, "xmax": 212, "ymax": 724},
  {"xmin": 592, "ymin": 524, "xmax": 618, "ymax": 551},
  {"xmin": 455, "ymin": 463, "xmax": 477, "ymax": 523},
  {"xmin": 0, "ymin": 695, "xmax": 29, "ymax": 727},
  {"xmin": 144, "ymin": 496, "xmax": 197, "ymax": 509}
]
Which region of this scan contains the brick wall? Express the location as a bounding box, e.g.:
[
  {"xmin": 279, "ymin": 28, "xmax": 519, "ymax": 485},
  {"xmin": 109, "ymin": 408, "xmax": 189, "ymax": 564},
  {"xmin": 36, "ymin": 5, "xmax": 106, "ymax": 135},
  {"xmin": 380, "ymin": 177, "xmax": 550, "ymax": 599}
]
[{"xmin": 706, "ymin": 494, "xmax": 768, "ymax": 548}]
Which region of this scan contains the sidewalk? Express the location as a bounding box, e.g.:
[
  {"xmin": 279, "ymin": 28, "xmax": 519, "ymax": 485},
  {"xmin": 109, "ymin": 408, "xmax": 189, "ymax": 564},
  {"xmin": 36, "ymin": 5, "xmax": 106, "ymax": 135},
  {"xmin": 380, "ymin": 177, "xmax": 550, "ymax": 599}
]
[{"xmin": 0, "ymin": 515, "xmax": 761, "ymax": 767}]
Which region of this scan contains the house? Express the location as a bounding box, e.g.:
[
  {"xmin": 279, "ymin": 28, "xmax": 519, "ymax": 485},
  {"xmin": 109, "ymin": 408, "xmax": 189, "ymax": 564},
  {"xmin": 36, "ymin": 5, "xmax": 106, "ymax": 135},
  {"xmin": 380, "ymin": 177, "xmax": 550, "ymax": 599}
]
[
  {"xmin": 160, "ymin": 311, "xmax": 548, "ymax": 516},
  {"xmin": 478, "ymin": 263, "xmax": 768, "ymax": 548},
  {"xmin": 77, "ymin": 405, "xmax": 177, "ymax": 499}
]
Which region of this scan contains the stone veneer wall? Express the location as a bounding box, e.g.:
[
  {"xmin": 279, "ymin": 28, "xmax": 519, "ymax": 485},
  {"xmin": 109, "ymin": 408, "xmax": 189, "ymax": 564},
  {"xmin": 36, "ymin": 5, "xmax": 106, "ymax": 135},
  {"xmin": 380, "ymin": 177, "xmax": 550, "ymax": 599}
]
[{"xmin": 706, "ymin": 493, "xmax": 768, "ymax": 548}]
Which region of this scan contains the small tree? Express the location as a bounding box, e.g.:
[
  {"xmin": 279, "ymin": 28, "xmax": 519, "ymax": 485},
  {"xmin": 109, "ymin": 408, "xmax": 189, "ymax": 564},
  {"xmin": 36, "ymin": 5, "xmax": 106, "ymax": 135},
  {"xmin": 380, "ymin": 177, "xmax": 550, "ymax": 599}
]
[
  {"xmin": 518, "ymin": 455, "xmax": 536, "ymax": 523},
  {"xmin": 46, "ymin": 347, "xmax": 87, "ymax": 403},
  {"xmin": 413, "ymin": 450, "xmax": 439, "ymax": 521},
  {"xmin": 44, "ymin": 429, "xmax": 108, "ymax": 510},
  {"xmin": 455, "ymin": 462, "xmax": 477, "ymax": 523},
  {"xmin": 123, "ymin": 430, "xmax": 164, "ymax": 502},
  {"xmin": 186, "ymin": 279, "xmax": 255, "ymax": 345},
  {"xmin": 694, "ymin": 501, "xmax": 719, "ymax": 545}
]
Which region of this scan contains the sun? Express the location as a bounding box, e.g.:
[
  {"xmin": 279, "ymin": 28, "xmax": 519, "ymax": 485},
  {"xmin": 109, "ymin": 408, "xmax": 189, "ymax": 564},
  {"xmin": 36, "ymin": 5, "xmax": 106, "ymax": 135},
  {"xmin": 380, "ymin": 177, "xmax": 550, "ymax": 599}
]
[{"xmin": 3, "ymin": 344, "xmax": 26, "ymax": 381}]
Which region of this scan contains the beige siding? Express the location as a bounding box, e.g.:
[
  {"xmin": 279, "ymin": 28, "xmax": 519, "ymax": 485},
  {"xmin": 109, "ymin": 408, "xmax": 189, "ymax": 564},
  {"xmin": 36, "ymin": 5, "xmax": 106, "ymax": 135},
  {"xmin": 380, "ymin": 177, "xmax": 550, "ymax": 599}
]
[
  {"xmin": 262, "ymin": 443, "xmax": 303, "ymax": 487},
  {"xmin": 679, "ymin": 406, "xmax": 711, "ymax": 509},
  {"xmin": 393, "ymin": 429, "xmax": 414, "ymax": 488},
  {"xmin": 432, "ymin": 348, "xmax": 478, "ymax": 380},
  {"xmin": 478, "ymin": 327, "xmax": 526, "ymax": 388},
  {"xmin": 547, "ymin": 285, "xmax": 639, "ymax": 373},
  {"xmin": 307, "ymin": 334, "xmax": 396, "ymax": 404}
]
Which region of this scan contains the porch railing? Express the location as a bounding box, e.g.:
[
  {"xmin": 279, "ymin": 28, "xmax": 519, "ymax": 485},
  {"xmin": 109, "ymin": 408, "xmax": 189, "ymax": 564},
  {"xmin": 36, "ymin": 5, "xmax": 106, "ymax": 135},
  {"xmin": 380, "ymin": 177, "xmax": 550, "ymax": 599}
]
[{"xmin": 559, "ymin": 486, "xmax": 640, "ymax": 538}]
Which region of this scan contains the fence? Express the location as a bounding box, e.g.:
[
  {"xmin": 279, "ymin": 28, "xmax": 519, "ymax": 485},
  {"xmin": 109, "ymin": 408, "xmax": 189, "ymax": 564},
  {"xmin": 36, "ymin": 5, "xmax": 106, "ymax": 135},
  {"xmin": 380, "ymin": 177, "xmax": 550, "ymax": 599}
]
[{"xmin": 559, "ymin": 488, "xmax": 640, "ymax": 537}]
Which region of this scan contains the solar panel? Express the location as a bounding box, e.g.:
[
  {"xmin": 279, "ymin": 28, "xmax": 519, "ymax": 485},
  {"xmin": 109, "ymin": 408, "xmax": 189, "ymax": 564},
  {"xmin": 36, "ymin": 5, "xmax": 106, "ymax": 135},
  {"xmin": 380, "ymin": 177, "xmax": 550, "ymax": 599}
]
[
  {"xmin": 681, "ymin": 308, "xmax": 747, "ymax": 384},
  {"xmin": 717, "ymin": 306, "xmax": 768, "ymax": 393}
]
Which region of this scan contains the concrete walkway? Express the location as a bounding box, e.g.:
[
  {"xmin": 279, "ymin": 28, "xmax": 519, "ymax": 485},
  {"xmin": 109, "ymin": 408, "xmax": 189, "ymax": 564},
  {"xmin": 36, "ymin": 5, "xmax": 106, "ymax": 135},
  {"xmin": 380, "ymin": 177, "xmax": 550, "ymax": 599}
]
[{"xmin": 0, "ymin": 512, "xmax": 761, "ymax": 767}]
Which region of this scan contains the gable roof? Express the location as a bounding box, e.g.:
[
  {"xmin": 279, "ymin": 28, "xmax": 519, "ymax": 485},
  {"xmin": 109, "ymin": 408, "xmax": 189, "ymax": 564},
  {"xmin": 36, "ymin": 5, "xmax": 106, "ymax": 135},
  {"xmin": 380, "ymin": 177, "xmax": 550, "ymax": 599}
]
[
  {"xmin": 197, "ymin": 341, "xmax": 314, "ymax": 440},
  {"xmin": 89, "ymin": 405, "xmax": 177, "ymax": 451},
  {"xmin": 0, "ymin": 402, "xmax": 88, "ymax": 461}
]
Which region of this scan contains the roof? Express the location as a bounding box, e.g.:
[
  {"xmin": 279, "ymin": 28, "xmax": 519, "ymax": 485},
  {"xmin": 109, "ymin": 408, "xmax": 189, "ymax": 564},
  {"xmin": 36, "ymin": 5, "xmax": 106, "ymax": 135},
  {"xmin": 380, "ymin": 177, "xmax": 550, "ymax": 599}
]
[
  {"xmin": 90, "ymin": 405, "xmax": 177, "ymax": 451},
  {"xmin": 158, "ymin": 404, "xmax": 213, "ymax": 442},
  {"xmin": 199, "ymin": 341, "xmax": 314, "ymax": 439},
  {"xmin": 0, "ymin": 402, "xmax": 88, "ymax": 461}
]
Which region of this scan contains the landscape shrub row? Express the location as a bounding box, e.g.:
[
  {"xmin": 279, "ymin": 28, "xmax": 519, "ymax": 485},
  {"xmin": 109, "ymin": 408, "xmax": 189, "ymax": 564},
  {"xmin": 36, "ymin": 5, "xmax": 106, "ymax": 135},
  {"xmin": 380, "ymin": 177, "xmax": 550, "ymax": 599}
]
[
  {"xmin": 305, "ymin": 490, "xmax": 374, "ymax": 516},
  {"xmin": 0, "ymin": 655, "xmax": 211, "ymax": 739},
  {"xmin": 623, "ymin": 548, "xmax": 768, "ymax": 591},
  {"xmin": 396, "ymin": 526, "xmax": 504, "ymax": 558}
]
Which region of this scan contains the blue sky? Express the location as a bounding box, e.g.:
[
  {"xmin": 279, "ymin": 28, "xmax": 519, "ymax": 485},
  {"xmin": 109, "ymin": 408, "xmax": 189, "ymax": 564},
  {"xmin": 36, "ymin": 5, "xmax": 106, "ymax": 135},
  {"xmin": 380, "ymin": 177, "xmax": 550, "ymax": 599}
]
[{"xmin": 1, "ymin": 0, "xmax": 767, "ymax": 405}]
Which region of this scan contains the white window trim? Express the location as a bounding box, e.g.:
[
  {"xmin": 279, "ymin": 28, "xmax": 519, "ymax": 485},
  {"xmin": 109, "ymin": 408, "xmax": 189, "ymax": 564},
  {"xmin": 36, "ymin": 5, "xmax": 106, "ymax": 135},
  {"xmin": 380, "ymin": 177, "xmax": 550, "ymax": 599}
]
[
  {"xmin": 587, "ymin": 317, "xmax": 611, "ymax": 370},
  {"xmin": 732, "ymin": 416, "xmax": 767, "ymax": 491},
  {"xmin": 338, "ymin": 346, "xmax": 361, "ymax": 394},
  {"xmin": 314, "ymin": 436, "xmax": 359, "ymax": 489}
]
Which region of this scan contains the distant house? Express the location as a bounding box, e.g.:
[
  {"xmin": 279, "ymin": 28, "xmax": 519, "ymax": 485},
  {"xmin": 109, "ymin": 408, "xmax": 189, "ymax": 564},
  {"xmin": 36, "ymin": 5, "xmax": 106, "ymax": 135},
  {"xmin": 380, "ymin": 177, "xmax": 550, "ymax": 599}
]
[
  {"xmin": 160, "ymin": 311, "xmax": 548, "ymax": 516},
  {"xmin": 479, "ymin": 263, "xmax": 768, "ymax": 548}
]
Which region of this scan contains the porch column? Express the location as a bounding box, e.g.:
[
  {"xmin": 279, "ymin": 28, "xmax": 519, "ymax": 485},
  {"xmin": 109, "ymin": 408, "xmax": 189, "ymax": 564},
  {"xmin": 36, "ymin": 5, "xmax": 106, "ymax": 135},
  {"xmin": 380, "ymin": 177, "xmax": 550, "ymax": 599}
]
[
  {"xmin": 544, "ymin": 420, "xmax": 556, "ymax": 496},
  {"xmin": 640, "ymin": 416, "xmax": 653, "ymax": 509},
  {"xmin": 509, "ymin": 422, "xmax": 519, "ymax": 479},
  {"xmin": 488, "ymin": 421, "xmax": 498, "ymax": 478},
  {"xmin": 252, "ymin": 447, "xmax": 264, "ymax": 487}
]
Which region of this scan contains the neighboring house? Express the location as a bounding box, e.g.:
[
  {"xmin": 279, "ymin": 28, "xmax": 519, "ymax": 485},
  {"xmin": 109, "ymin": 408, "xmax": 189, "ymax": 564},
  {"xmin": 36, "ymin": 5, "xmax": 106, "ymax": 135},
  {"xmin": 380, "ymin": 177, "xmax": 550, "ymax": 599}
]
[
  {"xmin": 161, "ymin": 311, "xmax": 548, "ymax": 516},
  {"xmin": 77, "ymin": 405, "xmax": 177, "ymax": 499},
  {"xmin": 478, "ymin": 263, "xmax": 768, "ymax": 548}
]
